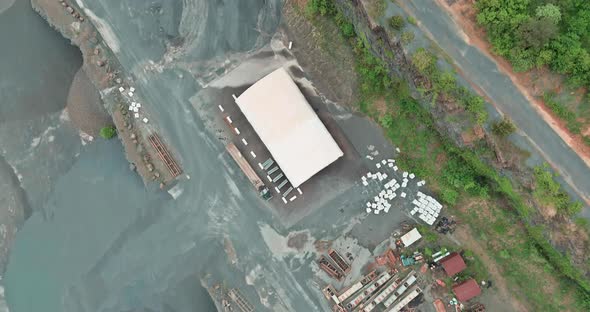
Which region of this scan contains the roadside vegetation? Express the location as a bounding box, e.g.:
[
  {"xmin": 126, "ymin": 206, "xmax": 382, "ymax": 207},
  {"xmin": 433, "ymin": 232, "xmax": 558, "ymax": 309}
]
[
  {"xmin": 388, "ymin": 15, "xmax": 405, "ymax": 31},
  {"xmin": 491, "ymin": 118, "xmax": 516, "ymax": 138},
  {"xmin": 306, "ymin": 0, "xmax": 590, "ymax": 309},
  {"xmin": 410, "ymin": 47, "xmax": 488, "ymax": 124},
  {"xmin": 475, "ymin": 0, "xmax": 590, "ymax": 144}
]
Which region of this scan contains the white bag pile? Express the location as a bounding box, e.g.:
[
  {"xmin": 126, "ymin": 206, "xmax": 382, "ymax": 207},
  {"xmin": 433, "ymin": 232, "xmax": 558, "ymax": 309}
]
[{"xmin": 410, "ymin": 191, "xmax": 441, "ymax": 225}]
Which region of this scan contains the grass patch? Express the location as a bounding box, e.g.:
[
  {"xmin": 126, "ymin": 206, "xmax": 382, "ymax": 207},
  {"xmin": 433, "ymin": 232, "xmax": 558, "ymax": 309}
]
[{"xmin": 544, "ymin": 92, "xmax": 582, "ymax": 134}]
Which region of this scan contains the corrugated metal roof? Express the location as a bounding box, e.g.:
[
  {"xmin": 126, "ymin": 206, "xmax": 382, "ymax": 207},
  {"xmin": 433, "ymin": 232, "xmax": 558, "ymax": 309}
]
[
  {"xmin": 453, "ymin": 279, "xmax": 481, "ymax": 302},
  {"xmin": 440, "ymin": 252, "xmax": 466, "ymax": 276},
  {"xmin": 400, "ymin": 228, "xmax": 422, "ymax": 247}
]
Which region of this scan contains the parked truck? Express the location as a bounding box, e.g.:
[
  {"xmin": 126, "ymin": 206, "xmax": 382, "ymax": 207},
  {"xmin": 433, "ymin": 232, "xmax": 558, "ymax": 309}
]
[{"xmin": 226, "ymin": 142, "xmax": 272, "ymax": 200}]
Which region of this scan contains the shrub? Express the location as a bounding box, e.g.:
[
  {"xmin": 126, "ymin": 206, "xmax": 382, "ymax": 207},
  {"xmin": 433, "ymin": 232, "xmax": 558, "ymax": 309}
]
[
  {"xmin": 440, "ymin": 188, "xmax": 458, "ymax": 205},
  {"xmin": 417, "ymin": 224, "xmax": 438, "ymax": 243},
  {"xmin": 533, "ymin": 164, "xmax": 583, "ymax": 217},
  {"xmin": 389, "ymin": 15, "xmax": 405, "ymax": 30},
  {"xmin": 307, "ymin": 0, "xmax": 336, "ymax": 16},
  {"xmin": 407, "ymin": 16, "xmax": 417, "ymax": 25},
  {"xmin": 401, "ymin": 31, "xmax": 414, "ymax": 44},
  {"xmin": 412, "ymin": 48, "xmax": 436, "ymax": 74},
  {"xmin": 99, "ymin": 126, "xmax": 117, "ymax": 139},
  {"xmin": 380, "ymin": 114, "xmax": 394, "ymax": 128},
  {"xmin": 464, "ymin": 95, "xmax": 488, "ymax": 124},
  {"xmin": 491, "ymin": 117, "xmax": 516, "ymax": 137}
]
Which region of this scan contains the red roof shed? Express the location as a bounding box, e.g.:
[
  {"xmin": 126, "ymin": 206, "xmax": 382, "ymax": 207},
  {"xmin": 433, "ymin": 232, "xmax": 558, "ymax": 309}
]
[
  {"xmin": 439, "ymin": 252, "xmax": 467, "ymax": 276},
  {"xmin": 453, "ymin": 279, "xmax": 481, "ymax": 302}
]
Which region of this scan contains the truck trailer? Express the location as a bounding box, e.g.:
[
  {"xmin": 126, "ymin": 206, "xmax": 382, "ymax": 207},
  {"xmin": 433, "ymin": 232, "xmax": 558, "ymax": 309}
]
[{"xmin": 226, "ymin": 142, "xmax": 272, "ymax": 200}]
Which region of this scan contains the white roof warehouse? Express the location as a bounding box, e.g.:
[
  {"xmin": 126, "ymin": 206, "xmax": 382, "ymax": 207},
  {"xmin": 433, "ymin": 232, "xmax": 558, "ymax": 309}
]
[{"xmin": 235, "ymin": 67, "xmax": 343, "ymax": 188}]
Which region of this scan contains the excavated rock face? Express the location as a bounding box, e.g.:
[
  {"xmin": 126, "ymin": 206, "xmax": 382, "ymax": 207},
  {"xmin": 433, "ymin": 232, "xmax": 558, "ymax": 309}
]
[{"xmin": 332, "ymin": 0, "xmax": 471, "ymax": 148}]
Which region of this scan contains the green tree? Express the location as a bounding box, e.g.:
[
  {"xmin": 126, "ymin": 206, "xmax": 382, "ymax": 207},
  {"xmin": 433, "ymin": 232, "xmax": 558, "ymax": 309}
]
[
  {"xmin": 518, "ymin": 17, "xmax": 558, "ymax": 50},
  {"xmin": 491, "ymin": 117, "xmax": 516, "ymax": 137},
  {"xmin": 536, "ymin": 3, "xmax": 562, "ymax": 25},
  {"xmin": 389, "ymin": 15, "xmax": 405, "ymax": 30},
  {"xmin": 412, "ymin": 48, "xmax": 436, "ymax": 74},
  {"xmin": 99, "ymin": 126, "xmax": 117, "ymax": 139}
]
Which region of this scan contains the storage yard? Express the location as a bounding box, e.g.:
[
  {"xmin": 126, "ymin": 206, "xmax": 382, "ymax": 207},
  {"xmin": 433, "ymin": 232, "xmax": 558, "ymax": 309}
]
[
  {"xmin": 196, "ymin": 65, "xmax": 494, "ymax": 311},
  {"xmin": 316, "ymin": 226, "xmax": 487, "ymax": 312}
]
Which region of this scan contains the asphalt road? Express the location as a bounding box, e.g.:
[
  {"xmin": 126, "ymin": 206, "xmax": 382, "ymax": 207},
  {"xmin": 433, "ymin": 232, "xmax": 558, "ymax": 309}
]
[{"xmin": 398, "ymin": 0, "xmax": 590, "ymax": 217}]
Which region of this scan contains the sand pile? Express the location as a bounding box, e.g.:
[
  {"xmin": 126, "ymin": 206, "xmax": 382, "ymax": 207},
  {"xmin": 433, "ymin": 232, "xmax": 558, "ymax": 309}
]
[{"xmin": 66, "ymin": 67, "xmax": 112, "ymax": 136}]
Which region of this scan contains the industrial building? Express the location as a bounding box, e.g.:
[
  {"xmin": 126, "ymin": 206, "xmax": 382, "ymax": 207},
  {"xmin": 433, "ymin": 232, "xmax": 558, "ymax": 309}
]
[
  {"xmin": 453, "ymin": 279, "xmax": 482, "ymax": 302},
  {"xmin": 235, "ymin": 67, "xmax": 343, "ymax": 188},
  {"xmin": 439, "ymin": 252, "xmax": 467, "ymax": 277}
]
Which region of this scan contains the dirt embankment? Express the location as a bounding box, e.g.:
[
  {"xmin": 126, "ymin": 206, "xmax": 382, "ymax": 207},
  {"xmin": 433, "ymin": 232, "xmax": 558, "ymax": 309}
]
[
  {"xmin": 433, "ymin": 0, "xmax": 590, "ymax": 169},
  {"xmin": 66, "ymin": 67, "xmax": 112, "ymax": 137}
]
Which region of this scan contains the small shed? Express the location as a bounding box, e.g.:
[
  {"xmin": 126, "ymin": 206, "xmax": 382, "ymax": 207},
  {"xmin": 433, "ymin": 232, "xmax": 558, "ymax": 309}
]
[
  {"xmin": 453, "ymin": 279, "xmax": 481, "ymax": 302},
  {"xmin": 400, "ymin": 228, "xmax": 422, "ymax": 247},
  {"xmin": 439, "ymin": 252, "xmax": 467, "ymax": 276}
]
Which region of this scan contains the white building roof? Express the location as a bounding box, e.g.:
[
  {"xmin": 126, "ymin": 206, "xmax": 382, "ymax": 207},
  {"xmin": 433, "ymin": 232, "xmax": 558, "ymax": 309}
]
[
  {"xmin": 400, "ymin": 228, "xmax": 422, "ymax": 247},
  {"xmin": 235, "ymin": 67, "xmax": 343, "ymax": 187}
]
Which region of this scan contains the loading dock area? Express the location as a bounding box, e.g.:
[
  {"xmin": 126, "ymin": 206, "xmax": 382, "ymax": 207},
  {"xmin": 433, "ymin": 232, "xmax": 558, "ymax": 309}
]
[{"xmin": 204, "ymin": 67, "xmax": 364, "ymax": 226}]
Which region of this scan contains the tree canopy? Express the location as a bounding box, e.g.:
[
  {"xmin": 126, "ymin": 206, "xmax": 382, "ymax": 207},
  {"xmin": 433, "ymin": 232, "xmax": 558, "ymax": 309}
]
[{"xmin": 476, "ymin": 0, "xmax": 590, "ymax": 85}]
